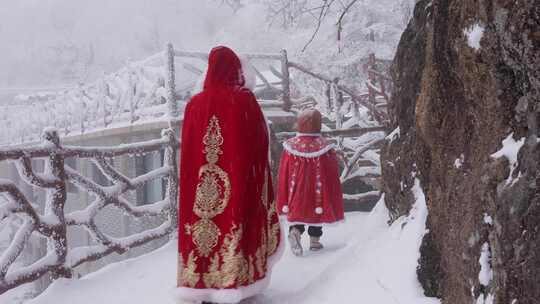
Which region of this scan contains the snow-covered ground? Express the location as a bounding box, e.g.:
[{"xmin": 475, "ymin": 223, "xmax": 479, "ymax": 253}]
[{"xmin": 3, "ymin": 193, "xmax": 440, "ymax": 304}]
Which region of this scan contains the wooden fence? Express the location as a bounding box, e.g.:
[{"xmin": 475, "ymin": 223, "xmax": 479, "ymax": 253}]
[
  {"xmin": 0, "ymin": 128, "xmax": 178, "ymax": 295},
  {"xmin": 0, "ymin": 45, "xmax": 292, "ymax": 147}
]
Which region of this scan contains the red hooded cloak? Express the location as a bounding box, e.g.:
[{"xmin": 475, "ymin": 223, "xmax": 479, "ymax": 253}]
[
  {"xmin": 175, "ymin": 46, "xmax": 282, "ymax": 303},
  {"xmin": 277, "ymin": 109, "xmax": 344, "ymax": 225}
]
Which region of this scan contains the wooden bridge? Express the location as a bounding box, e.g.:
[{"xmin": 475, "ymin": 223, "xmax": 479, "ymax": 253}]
[{"xmin": 0, "ymin": 44, "xmax": 391, "ymax": 297}]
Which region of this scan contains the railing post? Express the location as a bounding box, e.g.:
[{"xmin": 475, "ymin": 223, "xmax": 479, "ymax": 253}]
[
  {"xmin": 78, "ymin": 86, "xmax": 86, "ymax": 135},
  {"xmin": 367, "ymin": 53, "xmax": 377, "ymax": 105},
  {"xmin": 162, "ymin": 128, "xmax": 178, "ymax": 233},
  {"xmin": 325, "ymin": 82, "xmax": 333, "ymax": 113},
  {"xmin": 41, "ymin": 129, "xmax": 71, "ymax": 279},
  {"xmin": 280, "ymin": 49, "xmax": 292, "ymax": 112},
  {"xmin": 100, "ymin": 80, "xmax": 109, "ymax": 128},
  {"xmin": 61, "ymin": 92, "xmax": 69, "ymax": 136},
  {"xmin": 365, "ymin": 52, "xmax": 383, "ymax": 124},
  {"xmin": 165, "ymin": 43, "xmax": 178, "ymax": 119},
  {"xmin": 128, "ymin": 67, "xmax": 136, "ymax": 124}
]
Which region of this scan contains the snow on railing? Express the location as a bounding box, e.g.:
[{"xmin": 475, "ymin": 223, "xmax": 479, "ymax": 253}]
[
  {"xmin": 0, "ymin": 52, "xmax": 170, "ymax": 147},
  {"xmin": 167, "ymin": 46, "xmax": 291, "ymax": 111},
  {"xmin": 0, "ymin": 44, "xmax": 291, "ymax": 147},
  {"xmin": 282, "ymin": 53, "xmax": 390, "ymax": 189},
  {"xmin": 0, "ymin": 128, "xmax": 178, "ymax": 295}
]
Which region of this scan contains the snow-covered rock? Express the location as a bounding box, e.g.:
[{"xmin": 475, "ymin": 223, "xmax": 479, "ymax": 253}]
[{"xmin": 464, "ymin": 23, "xmax": 485, "ymax": 51}]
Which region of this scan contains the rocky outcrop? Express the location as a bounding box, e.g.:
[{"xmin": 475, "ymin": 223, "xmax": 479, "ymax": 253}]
[{"xmin": 381, "ymin": 0, "xmax": 539, "ymax": 303}]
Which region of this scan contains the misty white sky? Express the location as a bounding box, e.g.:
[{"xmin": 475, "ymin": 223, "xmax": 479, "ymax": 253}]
[
  {"xmin": 0, "ymin": 0, "xmax": 408, "ymax": 88},
  {"xmin": 0, "ymin": 0, "xmax": 284, "ymax": 87}
]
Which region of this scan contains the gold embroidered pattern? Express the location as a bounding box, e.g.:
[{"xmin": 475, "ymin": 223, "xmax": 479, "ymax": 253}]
[
  {"xmin": 267, "ymin": 218, "xmax": 280, "ymax": 256},
  {"xmin": 255, "ymin": 239, "xmax": 267, "ymax": 276},
  {"xmin": 202, "ymin": 225, "xmax": 250, "ymax": 288},
  {"xmin": 194, "ymin": 166, "xmax": 230, "ymax": 218},
  {"xmin": 248, "ymin": 256, "xmax": 256, "ymax": 284},
  {"xmin": 220, "ymin": 225, "xmax": 250, "ymax": 286},
  {"xmin": 202, "ymin": 116, "xmax": 224, "ymax": 165},
  {"xmin": 179, "ymin": 117, "xmax": 280, "ymax": 289},
  {"xmin": 256, "ymin": 173, "xmax": 270, "ymax": 277},
  {"xmin": 202, "ymin": 253, "xmax": 221, "ymax": 287},
  {"xmin": 261, "ymin": 169, "xmax": 268, "ymax": 209},
  {"xmin": 188, "ymin": 115, "xmax": 231, "ymax": 257},
  {"xmin": 191, "ymin": 219, "xmax": 221, "ymax": 257},
  {"xmin": 179, "ymin": 251, "xmax": 200, "ymax": 288},
  {"xmin": 266, "ymin": 195, "xmax": 280, "ymax": 256},
  {"xmin": 193, "ymin": 169, "xmax": 280, "ymax": 289},
  {"xmin": 177, "ymin": 253, "xmax": 183, "ymax": 287}
]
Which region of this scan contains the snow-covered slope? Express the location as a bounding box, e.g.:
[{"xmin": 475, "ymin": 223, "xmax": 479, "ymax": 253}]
[{"xmin": 5, "ymin": 189, "xmax": 440, "ymax": 304}]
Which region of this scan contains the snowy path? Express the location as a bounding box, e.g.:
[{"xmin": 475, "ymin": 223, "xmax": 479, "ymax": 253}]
[
  {"xmin": 24, "ymin": 214, "xmax": 367, "ymax": 304},
  {"xmin": 12, "ymin": 198, "xmax": 439, "ymax": 304}
]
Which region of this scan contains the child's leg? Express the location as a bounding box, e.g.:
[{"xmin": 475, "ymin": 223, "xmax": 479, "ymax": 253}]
[
  {"xmin": 307, "ymin": 226, "xmax": 322, "ymax": 237},
  {"xmin": 308, "ymin": 226, "xmax": 324, "ymax": 251},
  {"xmin": 288, "ymin": 225, "xmax": 305, "ymax": 256},
  {"xmin": 289, "ymin": 224, "xmax": 306, "ymax": 235}
]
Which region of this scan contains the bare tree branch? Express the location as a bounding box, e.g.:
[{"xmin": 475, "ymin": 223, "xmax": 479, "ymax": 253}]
[
  {"xmin": 301, "ymin": 0, "xmax": 337, "ymax": 52},
  {"xmin": 336, "ymin": 0, "xmax": 361, "ymax": 28}
]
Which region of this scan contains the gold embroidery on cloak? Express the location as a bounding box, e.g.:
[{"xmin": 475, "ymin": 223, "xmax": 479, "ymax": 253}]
[
  {"xmin": 200, "ymin": 168, "xmax": 274, "ymax": 289},
  {"xmin": 184, "ymin": 123, "xmax": 280, "ymax": 288},
  {"xmin": 255, "ymin": 237, "xmax": 267, "ymax": 276},
  {"xmin": 202, "ymin": 253, "xmax": 221, "ymax": 287},
  {"xmin": 267, "ymin": 198, "xmax": 280, "ymax": 256},
  {"xmin": 221, "ymin": 225, "xmax": 250, "ymax": 286},
  {"xmin": 202, "ymin": 224, "xmax": 250, "ymax": 288},
  {"xmin": 256, "ymin": 171, "xmax": 269, "ymax": 276},
  {"xmin": 187, "ymin": 115, "xmax": 231, "ymax": 258},
  {"xmin": 259, "ymin": 167, "xmax": 279, "ymax": 257},
  {"xmin": 179, "ymin": 251, "xmax": 200, "ymax": 288},
  {"xmin": 261, "ymin": 169, "xmax": 268, "ymax": 209},
  {"xmin": 248, "ymin": 256, "xmax": 256, "ymax": 284},
  {"xmin": 177, "ymin": 253, "xmax": 183, "ymax": 287}
]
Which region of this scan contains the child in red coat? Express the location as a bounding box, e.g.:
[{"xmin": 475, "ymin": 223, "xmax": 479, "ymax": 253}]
[{"xmin": 277, "ymin": 109, "xmax": 344, "ymax": 256}]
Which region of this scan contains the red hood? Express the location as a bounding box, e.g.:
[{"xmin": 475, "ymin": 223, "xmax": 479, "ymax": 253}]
[
  {"xmin": 203, "ymin": 46, "xmax": 245, "ymax": 89},
  {"xmin": 296, "ymin": 109, "xmax": 322, "ymax": 133}
]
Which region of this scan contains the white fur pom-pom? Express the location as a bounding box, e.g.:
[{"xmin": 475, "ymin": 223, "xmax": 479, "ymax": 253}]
[
  {"xmin": 282, "ymin": 205, "xmax": 289, "ymax": 213},
  {"xmin": 315, "ymin": 207, "xmax": 323, "ymax": 215}
]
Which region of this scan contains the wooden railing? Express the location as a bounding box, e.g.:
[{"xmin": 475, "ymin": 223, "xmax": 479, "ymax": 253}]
[
  {"xmin": 279, "ymin": 53, "xmax": 390, "ymax": 184},
  {"xmin": 165, "ymin": 44, "xmax": 292, "ymax": 112},
  {"xmin": 0, "ymin": 128, "xmax": 178, "ymax": 295},
  {"xmin": 0, "ymin": 45, "xmax": 391, "ymax": 149},
  {"xmin": 0, "ymin": 52, "xmax": 170, "ymax": 146},
  {"xmin": 0, "ymin": 44, "xmax": 292, "ymax": 147},
  {"xmin": 287, "ymin": 53, "xmax": 389, "ymax": 127}
]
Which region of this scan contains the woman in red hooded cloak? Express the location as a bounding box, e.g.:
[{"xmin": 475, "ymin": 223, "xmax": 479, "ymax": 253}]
[{"xmin": 175, "ymin": 46, "xmax": 282, "ymax": 304}]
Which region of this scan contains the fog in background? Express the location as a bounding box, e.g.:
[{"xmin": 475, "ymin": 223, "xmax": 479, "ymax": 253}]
[
  {"xmin": 0, "ymin": 0, "xmax": 411, "ymax": 89},
  {"xmin": 0, "ymin": 0, "xmax": 283, "ymax": 87}
]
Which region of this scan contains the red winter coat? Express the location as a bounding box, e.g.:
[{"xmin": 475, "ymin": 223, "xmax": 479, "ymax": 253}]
[
  {"xmin": 277, "ymin": 135, "xmax": 344, "ymax": 225},
  {"xmin": 176, "ymin": 46, "xmax": 281, "ymax": 304}
]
